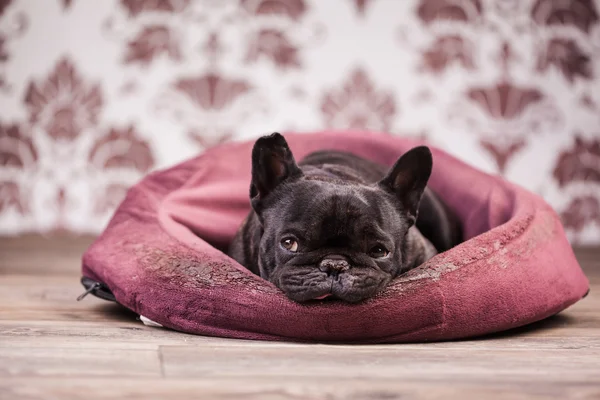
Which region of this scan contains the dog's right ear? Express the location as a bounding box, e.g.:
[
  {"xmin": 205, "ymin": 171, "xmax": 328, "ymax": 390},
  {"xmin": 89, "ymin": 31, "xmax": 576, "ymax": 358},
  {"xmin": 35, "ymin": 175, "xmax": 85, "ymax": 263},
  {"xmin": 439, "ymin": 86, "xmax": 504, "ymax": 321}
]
[{"xmin": 250, "ymin": 133, "xmax": 302, "ymax": 208}]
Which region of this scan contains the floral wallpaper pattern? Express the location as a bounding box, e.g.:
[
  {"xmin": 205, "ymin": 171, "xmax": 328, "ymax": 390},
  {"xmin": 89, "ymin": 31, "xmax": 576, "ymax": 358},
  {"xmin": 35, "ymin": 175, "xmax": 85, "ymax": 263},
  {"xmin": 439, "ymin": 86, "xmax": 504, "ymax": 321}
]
[{"xmin": 0, "ymin": 0, "xmax": 599, "ymax": 244}]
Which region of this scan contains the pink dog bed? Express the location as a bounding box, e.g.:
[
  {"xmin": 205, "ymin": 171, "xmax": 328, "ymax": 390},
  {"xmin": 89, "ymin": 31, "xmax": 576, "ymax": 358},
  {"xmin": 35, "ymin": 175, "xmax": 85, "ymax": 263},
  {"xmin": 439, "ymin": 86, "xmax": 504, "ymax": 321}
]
[{"xmin": 81, "ymin": 131, "xmax": 589, "ymax": 343}]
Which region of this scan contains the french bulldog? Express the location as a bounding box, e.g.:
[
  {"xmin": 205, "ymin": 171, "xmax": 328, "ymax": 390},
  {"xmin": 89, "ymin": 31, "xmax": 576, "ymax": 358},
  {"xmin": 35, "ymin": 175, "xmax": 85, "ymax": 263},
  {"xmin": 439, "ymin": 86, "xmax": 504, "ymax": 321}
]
[{"xmin": 228, "ymin": 133, "xmax": 461, "ymax": 303}]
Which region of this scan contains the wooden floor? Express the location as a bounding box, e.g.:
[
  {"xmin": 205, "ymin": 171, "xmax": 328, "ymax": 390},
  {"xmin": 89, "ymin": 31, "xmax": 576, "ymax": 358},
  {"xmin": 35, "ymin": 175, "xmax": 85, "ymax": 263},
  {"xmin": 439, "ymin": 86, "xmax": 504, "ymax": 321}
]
[{"xmin": 0, "ymin": 235, "xmax": 599, "ymax": 400}]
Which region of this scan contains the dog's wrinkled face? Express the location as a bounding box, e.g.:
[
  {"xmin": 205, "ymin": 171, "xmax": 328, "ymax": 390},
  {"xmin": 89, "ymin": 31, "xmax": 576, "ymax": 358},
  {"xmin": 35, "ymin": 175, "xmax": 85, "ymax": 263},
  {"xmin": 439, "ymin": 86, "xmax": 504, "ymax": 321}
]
[{"xmin": 250, "ymin": 134, "xmax": 431, "ymax": 303}]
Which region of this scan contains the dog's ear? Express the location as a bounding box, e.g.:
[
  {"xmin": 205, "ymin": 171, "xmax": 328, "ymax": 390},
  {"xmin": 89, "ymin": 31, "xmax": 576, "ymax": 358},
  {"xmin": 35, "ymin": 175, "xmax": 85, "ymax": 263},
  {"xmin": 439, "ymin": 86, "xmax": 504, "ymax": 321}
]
[
  {"xmin": 250, "ymin": 132, "xmax": 302, "ymax": 207},
  {"xmin": 378, "ymin": 146, "xmax": 432, "ymax": 224}
]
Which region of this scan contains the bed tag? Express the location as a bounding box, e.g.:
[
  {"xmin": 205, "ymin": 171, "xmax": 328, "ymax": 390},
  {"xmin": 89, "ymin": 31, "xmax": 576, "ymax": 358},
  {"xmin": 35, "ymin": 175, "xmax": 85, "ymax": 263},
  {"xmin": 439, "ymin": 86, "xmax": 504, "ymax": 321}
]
[{"xmin": 140, "ymin": 315, "xmax": 163, "ymax": 328}]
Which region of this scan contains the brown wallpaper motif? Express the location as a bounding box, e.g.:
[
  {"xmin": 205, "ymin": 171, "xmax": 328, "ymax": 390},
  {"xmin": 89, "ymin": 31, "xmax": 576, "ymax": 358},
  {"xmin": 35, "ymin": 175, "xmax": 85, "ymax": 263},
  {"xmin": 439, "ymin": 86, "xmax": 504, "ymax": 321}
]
[
  {"xmin": 0, "ymin": 0, "xmax": 599, "ymax": 243},
  {"xmin": 1, "ymin": 53, "xmax": 154, "ymax": 231},
  {"xmin": 321, "ymin": 68, "xmax": 397, "ymax": 132}
]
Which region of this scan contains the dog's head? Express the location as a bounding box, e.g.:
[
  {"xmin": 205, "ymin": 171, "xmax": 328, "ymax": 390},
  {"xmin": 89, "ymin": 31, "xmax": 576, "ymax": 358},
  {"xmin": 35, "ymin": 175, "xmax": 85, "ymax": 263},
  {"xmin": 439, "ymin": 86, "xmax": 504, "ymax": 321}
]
[{"xmin": 250, "ymin": 133, "xmax": 432, "ymax": 303}]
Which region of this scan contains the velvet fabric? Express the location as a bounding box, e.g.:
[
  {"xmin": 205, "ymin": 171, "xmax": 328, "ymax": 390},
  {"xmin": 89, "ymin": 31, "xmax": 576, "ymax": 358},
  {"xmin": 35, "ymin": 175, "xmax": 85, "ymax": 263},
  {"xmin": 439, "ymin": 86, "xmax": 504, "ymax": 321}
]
[{"xmin": 82, "ymin": 131, "xmax": 589, "ymax": 343}]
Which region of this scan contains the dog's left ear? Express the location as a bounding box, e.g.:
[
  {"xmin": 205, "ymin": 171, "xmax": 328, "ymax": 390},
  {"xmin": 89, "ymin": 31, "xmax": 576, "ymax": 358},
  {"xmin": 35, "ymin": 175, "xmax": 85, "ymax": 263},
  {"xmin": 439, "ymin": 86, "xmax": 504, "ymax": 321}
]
[
  {"xmin": 378, "ymin": 146, "xmax": 432, "ymax": 224},
  {"xmin": 250, "ymin": 132, "xmax": 302, "ymax": 207}
]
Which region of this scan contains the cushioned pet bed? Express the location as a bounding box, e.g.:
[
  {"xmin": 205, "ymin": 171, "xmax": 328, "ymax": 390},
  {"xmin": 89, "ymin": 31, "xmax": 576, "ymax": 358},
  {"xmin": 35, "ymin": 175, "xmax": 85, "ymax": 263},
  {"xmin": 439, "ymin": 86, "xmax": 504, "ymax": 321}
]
[{"xmin": 81, "ymin": 131, "xmax": 589, "ymax": 343}]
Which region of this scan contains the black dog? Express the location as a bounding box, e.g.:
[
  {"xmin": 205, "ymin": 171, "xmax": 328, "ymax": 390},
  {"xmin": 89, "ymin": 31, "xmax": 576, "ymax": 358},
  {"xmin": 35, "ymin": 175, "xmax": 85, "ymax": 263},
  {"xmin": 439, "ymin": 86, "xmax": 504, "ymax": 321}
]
[{"xmin": 228, "ymin": 133, "xmax": 461, "ymax": 302}]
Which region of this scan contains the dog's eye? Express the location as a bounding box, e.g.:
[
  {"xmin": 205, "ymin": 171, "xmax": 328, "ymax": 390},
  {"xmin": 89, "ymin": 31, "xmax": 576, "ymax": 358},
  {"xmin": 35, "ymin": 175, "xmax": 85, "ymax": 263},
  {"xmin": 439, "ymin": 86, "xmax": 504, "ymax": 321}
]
[
  {"xmin": 369, "ymin": 245, "xmax": 389, "ymax": 258},
  {"xmin": 281, "ymin": 238, "xmax": 299, "ymax": 252}
]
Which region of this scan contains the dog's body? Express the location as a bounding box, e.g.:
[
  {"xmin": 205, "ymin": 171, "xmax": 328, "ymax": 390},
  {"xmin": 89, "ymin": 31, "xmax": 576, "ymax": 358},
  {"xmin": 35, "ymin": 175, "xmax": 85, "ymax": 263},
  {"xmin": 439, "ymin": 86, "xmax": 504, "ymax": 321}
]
[{"xmin": 228, "ymin": 133, "xmax": 461, "ymax": 302}]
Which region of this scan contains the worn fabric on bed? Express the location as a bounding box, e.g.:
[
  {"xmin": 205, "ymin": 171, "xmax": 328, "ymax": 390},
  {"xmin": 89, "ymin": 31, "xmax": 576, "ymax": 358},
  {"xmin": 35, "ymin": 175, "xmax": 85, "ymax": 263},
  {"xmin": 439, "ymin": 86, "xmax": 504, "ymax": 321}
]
[{"xmin": 81, "ymin": 131, "xmax": 589, "ymax": 343}]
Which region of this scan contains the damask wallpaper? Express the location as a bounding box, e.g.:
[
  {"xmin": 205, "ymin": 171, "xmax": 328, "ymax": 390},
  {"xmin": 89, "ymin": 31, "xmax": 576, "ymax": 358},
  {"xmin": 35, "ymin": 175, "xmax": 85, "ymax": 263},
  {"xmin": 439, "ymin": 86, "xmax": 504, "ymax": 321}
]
[{"xmin": 0, "ymin": 0, "xmax": 599, "ymax": 244}]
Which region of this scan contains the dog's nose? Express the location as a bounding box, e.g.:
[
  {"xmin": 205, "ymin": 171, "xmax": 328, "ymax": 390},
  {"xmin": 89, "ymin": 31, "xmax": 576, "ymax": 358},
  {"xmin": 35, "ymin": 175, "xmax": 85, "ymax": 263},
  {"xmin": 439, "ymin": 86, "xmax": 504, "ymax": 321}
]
[{"xmin": 319, "ymin": 255, "xmax": 350, "ymax": 275}]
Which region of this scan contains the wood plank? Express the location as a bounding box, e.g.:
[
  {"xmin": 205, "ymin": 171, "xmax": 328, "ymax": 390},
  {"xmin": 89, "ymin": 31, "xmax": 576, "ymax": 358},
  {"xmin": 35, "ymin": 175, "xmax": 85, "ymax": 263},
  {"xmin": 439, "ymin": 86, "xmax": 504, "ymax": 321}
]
[
  {"xmin": 0, "ymin": 320, "xmax": 238, "ymax": 350},
  {"xmin": 0, "ymin": 347, "xmax": 161, "ymax": 378},
  {"xmin": 0, "ymin": 234, "xmax": 95, "ymax": 275},
  {"xmin": 0, "ymin": 377, "xmax": 599, "ymax": 400},
  {"xmin": 1, "ymin": 319, "xmax": 598, "ymax": 351},
  {"xmin": 159, "ymin": 345, "xmax": 600, "ymax": 383},
  {"xmin": 0, "ymin": 275, "xmax": 127, "ymax": 322}
]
